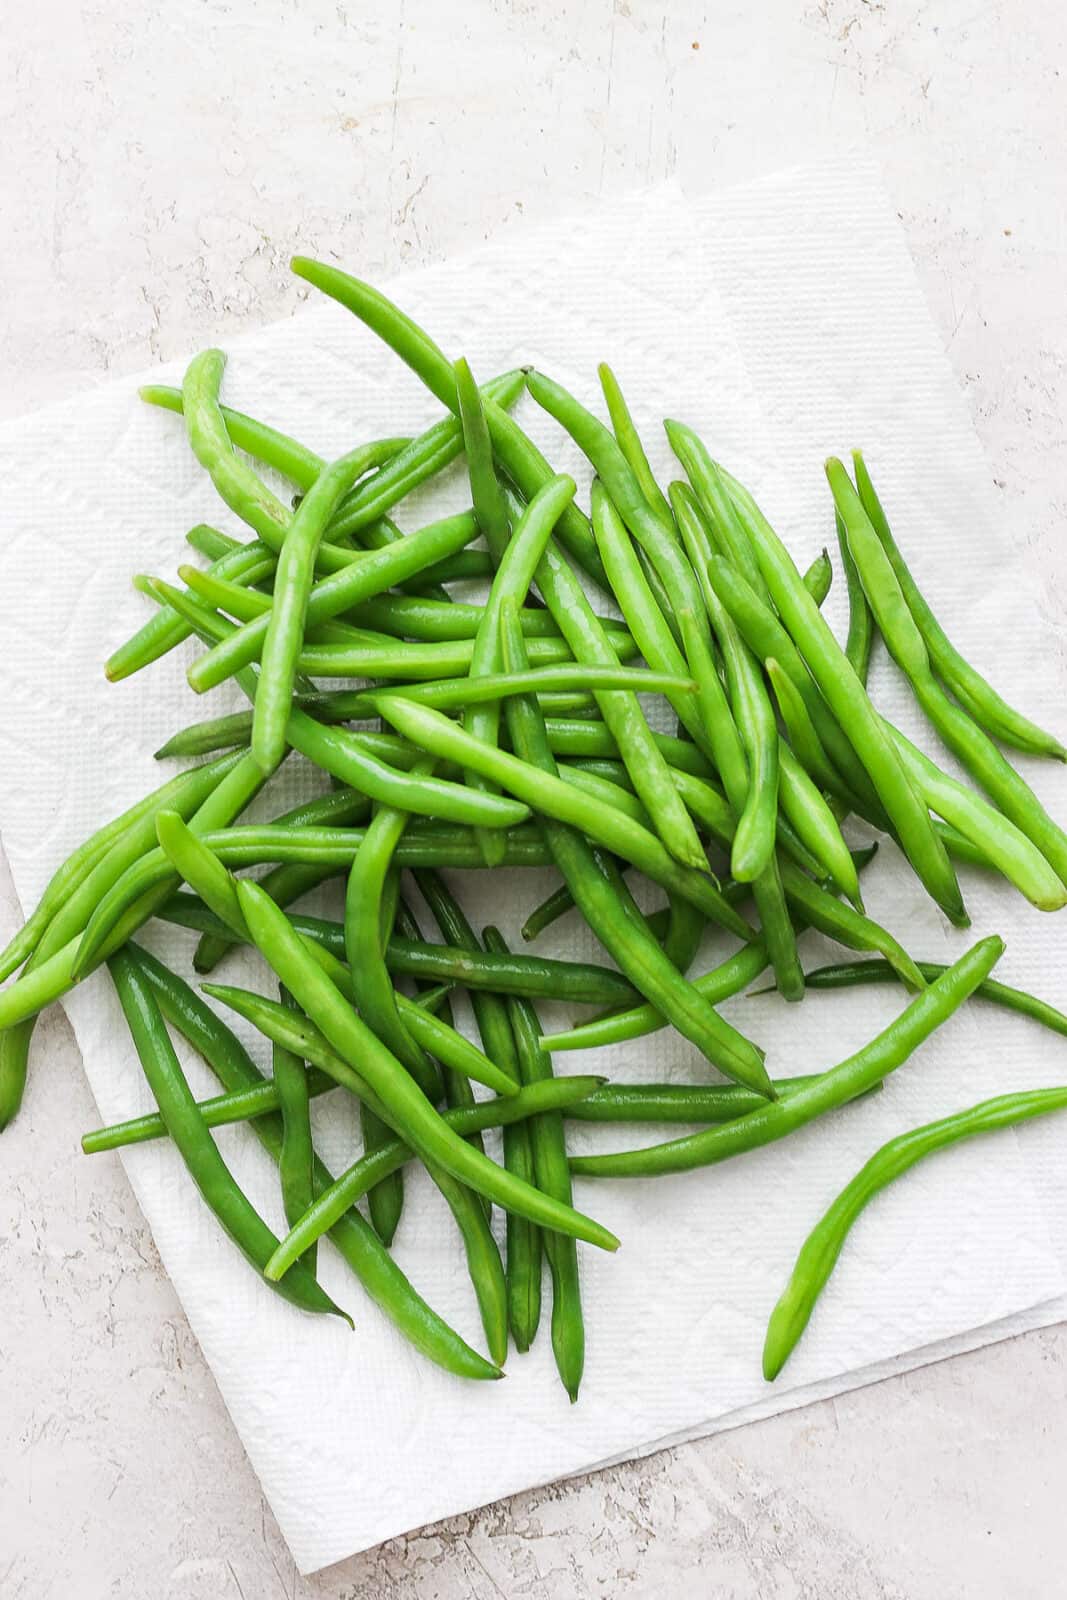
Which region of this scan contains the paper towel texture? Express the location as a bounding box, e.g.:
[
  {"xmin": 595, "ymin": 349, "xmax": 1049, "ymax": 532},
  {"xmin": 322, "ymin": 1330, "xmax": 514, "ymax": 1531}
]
[{"xmin": 1, "ymin": 165, "xmax": 1066, "ymax": 1572}]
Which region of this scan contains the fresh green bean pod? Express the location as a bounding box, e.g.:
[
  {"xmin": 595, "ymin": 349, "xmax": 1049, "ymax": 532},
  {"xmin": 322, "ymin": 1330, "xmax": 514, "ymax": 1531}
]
[
  {"xmin": 764, "ymin": 1084, "xmax": 1067, "ymax": 1379},
  {"xmin": 570, "ymin": 937, "xmax": 1004, "ymax": 1178}
]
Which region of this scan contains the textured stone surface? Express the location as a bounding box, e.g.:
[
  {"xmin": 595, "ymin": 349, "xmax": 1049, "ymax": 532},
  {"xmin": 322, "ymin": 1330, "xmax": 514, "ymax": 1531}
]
[{"xmin": 2, "ymin": 2, "xmax": 1065, "ymax": 1595}]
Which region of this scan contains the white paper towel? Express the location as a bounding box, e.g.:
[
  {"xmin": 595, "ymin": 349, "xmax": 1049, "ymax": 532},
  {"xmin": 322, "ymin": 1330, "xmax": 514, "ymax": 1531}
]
[{"xmin": 2, "ymin": 163, "xmax": 1067, "ymax": 1573}]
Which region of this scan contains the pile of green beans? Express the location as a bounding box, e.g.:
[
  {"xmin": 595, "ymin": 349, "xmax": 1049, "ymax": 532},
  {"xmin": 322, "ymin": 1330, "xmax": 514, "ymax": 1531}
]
[{"xmin": 5, "ymin": 259, "xmax": 1067, "ymax": 1394}]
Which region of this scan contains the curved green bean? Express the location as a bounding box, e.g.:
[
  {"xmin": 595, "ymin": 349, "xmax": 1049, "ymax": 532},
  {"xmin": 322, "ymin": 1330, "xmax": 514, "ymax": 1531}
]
[
  {"xmin": 465, "ymin": 473, "xmax": 577, "ymax": 866},
  {"xmin": 764, "ymin": 1085, "xmax": 1067, "ymax": 1379},
  {"xmin": 598, "ymin": 363, "xmax": 674, "ymax": 528},
  {"xmin": 569, "ymin": 936, "xmax": 1004, "ymax": 1177},
  {"xmin": 289, "ymin": 257, "xmax": 608, "ymax": 588},
  {"xmin": 499, "ymin": 604, "xmax": 773, "ymax": 1098}
]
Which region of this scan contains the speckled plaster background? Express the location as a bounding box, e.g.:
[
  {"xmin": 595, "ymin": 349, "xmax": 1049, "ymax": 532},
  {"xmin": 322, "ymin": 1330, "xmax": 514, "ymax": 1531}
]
[{"xmin": 2, "ymin": 4, "xmax": 1066, "ymax": 1597}]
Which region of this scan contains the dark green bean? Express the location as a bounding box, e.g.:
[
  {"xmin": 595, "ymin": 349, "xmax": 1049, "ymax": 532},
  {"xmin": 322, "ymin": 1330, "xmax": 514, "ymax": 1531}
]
[{"xmin": 273, "ymin": 988, "xmax": 318, "ymax": 1273}]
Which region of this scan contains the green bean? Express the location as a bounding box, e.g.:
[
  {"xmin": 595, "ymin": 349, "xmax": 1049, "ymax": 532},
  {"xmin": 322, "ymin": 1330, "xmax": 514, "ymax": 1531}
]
[
  {"xmin": 185, "ymin": 510, "xmax": 482, "ymax": 693},
  {"xmin": 0, "ymin": 753, "xmax": 267, "ymax": 1042},
  {"xmin": 493, "ymin": 926, "xmax": 583, "ymax": 1400},
  {"xmin": 777, "ymin": 745, "xmax": 862, "ymax": 907},
  {"xmin": 701, "ymin": 554, "xmax": 882, "ymax": 816},
  {"xmin": 327, "ymin": 369, "xmax": 526, "ymax": 545},
  {"xmin": 710, "ymin": 555, "xmax": 1067, "ymax": 909},
  {"xmin": 416, "ymin": 873, "xmax": 541, "ymax": 1351},
  {"xmin": 371, "ymin": 693, "xmax": 756, "ymax": 940},
  {"xmin": 598, "ymin": 363, "xmax": 674, "ymax": 528},
  {"xmin": 109, "ymin": 947, "xmax": 348, "ymax": 1322},
  {"xmin": 289, "ymin": 258, "xmax": 608, "ymax": 589},
  {"xmin": 764, "ymin": 658, "xmax": 844, "ymax": 797},
  {"xmin": 521, "ymin": 880, "xmax": 580, "ymax": 943},
  {"xmin": 84, "ymin": 1070, "xmax": 336, "ymax": 1152},
  {"xmin": 789, "ymin": 957, "xmax": 1067, "ymax": 1038},
  {"xmin": 455, "ymin": 356, "xmax": 512, "ymax": 560},
  {"xmin": 129, "ymin": 947, "xmax": 501, "ymax": 1379},
  {"xmin": 161, "ymin": 889, "xmax": 640, "ymax": 1007},
  {"xmin": 285, "ymin": 708, "xmax": 529, "ymax": 828},
  {"xmin": 273, "ymin": 988, "xmax": 318, "ymax": 1274},
  {"xmin": 140, "ymin": 383, "xmax": 331, "ymax": 489},
  {"xmin": 154, "ymin": 813, "xmax": 463, "ymax": 1100},
  {"xmin": 764, "ymin": 1084, "xmax": 1067, "ymax": 1379},
  {"xmin": 0, "ymin": 751, "xmax": 246, "ymax": 1128},
  {"xmin": 543, "ymin": 718, "xmax": 710, "ymax": 776},
  {"xmin": 466, "ymin": 474, "xmax": 577, "ymax": 867},
  {"xmin": 107, "ymin": 534, "xmax": 280, "ymax": 683},
  {"xmin": 777, "ymin": 859, "xmax": 923, "ymax": 990},
  {"xmin": 570, "ymin": 936, "xmax": 1003, "ymax": 1178},
  {"xmin": 669, "ymin": 482, "xmax": 804, "ymax": 998},
  {"xmin": 387, "ymin": 883, "xmax": 510, "ymax": 1356},
  {"xmin": 260, "ymin": 1074, "xmax": 605, "ymax": 1287},
  {"xmin": 192, "ymin": 787, "xmax": 372, "ymax": 975},
  {"xmin": 232, "ymin": 880, "xmax": 620, "ymax": 1249},
  {"xmin": 853, "ymin": 450, "xmax": 1064, "ymax": 760},
  {"xmin": 886, "ymin": 727, "xmax": 1067, "ymax": 909},
  {"xmin": 589, "ymin": 480, "xmax": 728, "ymax": 868},
  {"xmin": 330, "ymin": 595, "xmax": 581, "ymax": 644},
  {"xmin": 829, "ymin": 457, "xmax": 1067, "ymax": 897},
  {"xmin": 567, "ymin": 1078, "xmax": 831, "ymax": 1123},
  {"xmin": 664, "ymin": 421, "xmax": 769, "ymax": 599},
  {"xmin": 173, "ymin": 567, "xmax": 390, "ymax": 648},
  {"xmin": 257, "ymin": 443, "xmax": 394, "ymax": 770},
  {"xmin": 181, "ymin": 348, "xmax": 298, "ymax": 546},
  {"xmin": 499, "ymin": 603, "xmax": 773, "ymax": 1098},
  {"xmin": 714, "ymin": 464, "xmax": 966, "ymax": 923},
  {"xmin": 836, "ymin": 511, "xmax": 874, "ymax": 687},
  {"xmin": 802, "ymin": 548, "xmax": 833, "ymax": 607},
  {"xmin": 0, "ymin": 751, "xmax": 236, "ymax": 989},
  {"xmin": 344, "ymin": 760, "xmax": 440, "ymax": 1096}
]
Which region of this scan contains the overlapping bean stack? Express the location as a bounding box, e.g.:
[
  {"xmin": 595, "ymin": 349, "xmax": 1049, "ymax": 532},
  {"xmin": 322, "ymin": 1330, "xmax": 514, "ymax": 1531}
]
[{"xmin": 4, "ymin": 258, "xmax": 1067, "ymax": 1389}]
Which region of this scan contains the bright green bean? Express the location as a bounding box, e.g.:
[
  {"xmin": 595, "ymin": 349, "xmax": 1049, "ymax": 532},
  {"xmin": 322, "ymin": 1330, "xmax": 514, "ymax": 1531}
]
[
  {"xmin": 598, "ymin": 363, "xmax": 674, "ymax": 528},
  {"xmin": 853, "ymin": 450, "xmax": 1064, "ymax": 760},
  {"xmin": 232, "ymin": 883, "xmax": 619, "ymax": 1249},
  {"xmin": 764, "ymin": 1084, "xmax": 1067, "ymax": 1379},
  {"xmin": 130, "ymin": 946, "xmax": 501, "ymax": 1379},
  {"xmin": 370, "ymin": 694, "xmax": 755, "ymax": 939},
  {"xmin": 790, "ymin": 957, "xmax": 1067, "ymax": 1038},
  {"xmin": 829, "ymin": 456, "xmax": 1067, "ymax": 897},
  {"xmin": 109, "ymin": 947, "xmax": 348, "ymax": 1322},
  {"xmin": 466, "ymin": 473, "xmax": 577, "ymax": 867},
  {"xmin": 570, "ymin": 936, "xmax": 1004, "ymax": 1177}
]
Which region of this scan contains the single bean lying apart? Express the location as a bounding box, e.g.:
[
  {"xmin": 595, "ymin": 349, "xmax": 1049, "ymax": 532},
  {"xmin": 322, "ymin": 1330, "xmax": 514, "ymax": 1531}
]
[{"xmin": 763, "ymin": 1085, "xmax": 1067, "ymax": 1380}]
